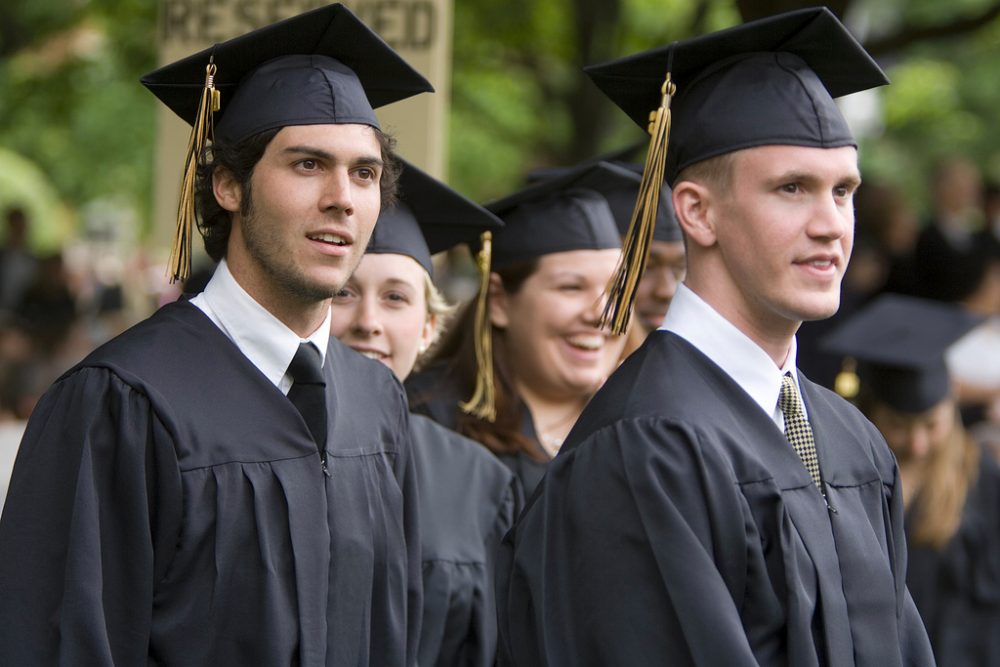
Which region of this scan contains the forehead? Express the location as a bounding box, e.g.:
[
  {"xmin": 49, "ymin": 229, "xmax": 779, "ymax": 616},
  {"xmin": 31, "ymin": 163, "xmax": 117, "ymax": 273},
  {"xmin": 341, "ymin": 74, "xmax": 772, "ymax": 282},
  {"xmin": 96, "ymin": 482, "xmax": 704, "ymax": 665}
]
[
  {"xmin": 732, "ymin": 144, "xmax": 859, "ymax": 181},
  {"xmin": 352, "ymin": 252, "xmax": 427, "ymax": 285},
  {"xmin": 535, "ymin": 247, "xmax": 622, "ymax": 275},
  {"xmin": 266, "ymin": 123, "xmax": 381, "ymax": 156}
]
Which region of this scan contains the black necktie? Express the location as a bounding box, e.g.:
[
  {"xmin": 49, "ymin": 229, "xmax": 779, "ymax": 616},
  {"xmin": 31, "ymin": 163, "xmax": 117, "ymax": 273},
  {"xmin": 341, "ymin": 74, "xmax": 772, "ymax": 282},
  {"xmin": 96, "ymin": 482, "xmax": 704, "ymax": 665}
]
[{"xmin": 287, "ymin": 342, "xmax": 327, "ymax": 448}]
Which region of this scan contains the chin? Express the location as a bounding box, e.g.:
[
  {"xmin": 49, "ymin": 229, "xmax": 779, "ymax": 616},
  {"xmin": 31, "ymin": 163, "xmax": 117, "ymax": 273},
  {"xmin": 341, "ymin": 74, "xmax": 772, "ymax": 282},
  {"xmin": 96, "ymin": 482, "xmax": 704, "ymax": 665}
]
[{"xmin": 789, "ymin": 292, "xmax": 842, "ymax": 322}]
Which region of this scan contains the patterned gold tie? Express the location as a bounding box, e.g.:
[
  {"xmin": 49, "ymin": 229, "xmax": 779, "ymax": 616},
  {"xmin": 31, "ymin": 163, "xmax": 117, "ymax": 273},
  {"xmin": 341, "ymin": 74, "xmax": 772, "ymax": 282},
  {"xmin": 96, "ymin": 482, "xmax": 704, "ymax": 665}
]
[{"xmin": 779, "ymin": 373, "xmax": 822, "ymax": 486}]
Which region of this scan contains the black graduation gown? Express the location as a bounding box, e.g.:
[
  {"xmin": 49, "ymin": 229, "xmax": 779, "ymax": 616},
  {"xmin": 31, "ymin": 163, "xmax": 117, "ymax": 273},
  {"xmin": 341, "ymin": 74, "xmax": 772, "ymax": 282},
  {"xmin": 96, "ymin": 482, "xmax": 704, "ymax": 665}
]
[
  {"xmin": 409, "ymin": 414, "xmax": 521, "ymax": 667},
  {"xmin": 497, "ymin": 331, "xmax": 935, "ymax": 667},
  {"xmin": 0, "ymin": 300, "xmax": 421, "ymax": 667},
  {"xmin": 906, "ymin": 449, "xmax": 1000, "ymax": 666},
  {"xmin": 407, "ymin": 366, "xmax": 549, "ymax": 496}
]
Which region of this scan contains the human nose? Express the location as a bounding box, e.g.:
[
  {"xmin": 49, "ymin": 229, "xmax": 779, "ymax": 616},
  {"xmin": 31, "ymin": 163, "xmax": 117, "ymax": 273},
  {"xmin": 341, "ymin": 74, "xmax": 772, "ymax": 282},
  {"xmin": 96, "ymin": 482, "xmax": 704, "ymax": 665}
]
[
  {"xmin": 351, "ymin": 295, "xmax": 382, "ymax": 336},
  {"xmin": 809, "ymin": 194, "xmax": 850, "ymax": 241},
  {"xmin": 653, "ymin": 267, "xmax": 680, "ymax": 301},
  {"xmin": 583, "ymin": 290, "xmax": 609, "ymax": 328},
  {"xmin": 908, "ymin": 425, "xmax": 932, "ymax": 460},
  {"xmin": 320, "ymin": 169, "xmax": 355, "ymax": 216}
]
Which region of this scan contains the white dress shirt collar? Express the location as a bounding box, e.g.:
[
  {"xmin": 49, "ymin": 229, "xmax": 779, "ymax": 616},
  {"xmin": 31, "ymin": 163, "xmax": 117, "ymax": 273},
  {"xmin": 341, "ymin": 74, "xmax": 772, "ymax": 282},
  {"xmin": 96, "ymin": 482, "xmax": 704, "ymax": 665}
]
[
  {"xmin": 660, "ymin": 284, "xmax": 803, "ymax": 427},
  {"xmin": 189, "ymin": 259, "xmax": 331, "ymax": 393}
]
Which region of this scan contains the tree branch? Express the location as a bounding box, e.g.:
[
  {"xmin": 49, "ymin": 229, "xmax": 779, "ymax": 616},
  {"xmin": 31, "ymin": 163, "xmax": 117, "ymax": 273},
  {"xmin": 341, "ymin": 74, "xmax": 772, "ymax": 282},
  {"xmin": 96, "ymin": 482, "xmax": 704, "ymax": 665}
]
[{"xmin": 865, "ymin": 4, "xmax": 1000, "ymax": 57}]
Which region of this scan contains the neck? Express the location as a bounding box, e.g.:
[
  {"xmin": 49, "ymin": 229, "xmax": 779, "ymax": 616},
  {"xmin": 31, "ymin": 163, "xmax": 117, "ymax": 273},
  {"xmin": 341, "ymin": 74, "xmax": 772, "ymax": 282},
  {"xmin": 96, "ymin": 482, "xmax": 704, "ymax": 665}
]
[
  {"xmin": 686, "ymin": 280, "xmax": 796, "ymax": 367},
  {"xmin": 516, "ymin": 381, "xmax": 590, "ymax": 454},
  {"xmin": 227, "ymin": 259, "xmax": 331, "ymax": 338}
]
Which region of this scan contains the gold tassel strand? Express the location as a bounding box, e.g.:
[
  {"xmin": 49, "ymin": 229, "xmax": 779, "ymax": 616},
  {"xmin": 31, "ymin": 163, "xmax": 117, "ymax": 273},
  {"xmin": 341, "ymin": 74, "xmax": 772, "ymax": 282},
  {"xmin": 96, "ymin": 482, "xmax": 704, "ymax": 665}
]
[
  {"xmin": 459, "ymin": 231, "xmax": 497, "ymax": 422},
  {"xmin": 168, "ymin": 59, "xmax": 221, "ymax": 284},
  {"xmin": 600, "ymin": 73, "xmax": 676, "ymax": 335}
]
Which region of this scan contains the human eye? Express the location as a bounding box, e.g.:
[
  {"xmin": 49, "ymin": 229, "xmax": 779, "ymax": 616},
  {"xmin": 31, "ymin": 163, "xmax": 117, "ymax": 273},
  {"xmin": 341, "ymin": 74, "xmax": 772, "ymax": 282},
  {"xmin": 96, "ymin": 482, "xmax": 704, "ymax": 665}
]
[
  {"xmin": 384, "ymin": 290, "xmax": 411, "ymax": 306},
  {"xmin": 354, "ymin": 166, "xmax": 380, "ymax": 183},
  {"xmin": 779, "ymin": 182, "xmax": 800, "ymax": 194},
  {"xmin": 833, "ymin": 184, "xmax": 855, "ymax": 200},
  {"xmin": 295, "ymin": 158, "xmax": 321, "ymax": 172},
  {"xmin": 332, "ymin": 287, "xmax": 356, "ymax": 302}
]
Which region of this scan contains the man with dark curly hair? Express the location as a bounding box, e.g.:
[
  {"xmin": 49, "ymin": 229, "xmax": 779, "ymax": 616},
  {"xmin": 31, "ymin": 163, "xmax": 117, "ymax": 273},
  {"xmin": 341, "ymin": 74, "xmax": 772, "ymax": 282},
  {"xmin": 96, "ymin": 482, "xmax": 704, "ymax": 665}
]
[{"xmin": 0, "ymin": 5, "xmax": 433, "ymax": 665}]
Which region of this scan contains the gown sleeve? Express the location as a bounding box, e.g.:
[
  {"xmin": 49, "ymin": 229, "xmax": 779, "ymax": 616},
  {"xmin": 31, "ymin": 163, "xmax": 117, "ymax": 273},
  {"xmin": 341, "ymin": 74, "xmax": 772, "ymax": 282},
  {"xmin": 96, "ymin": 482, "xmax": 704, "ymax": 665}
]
[
  {"xmin": 0, "ymin": 366, "xmax": 183, "ymax": 666},
  {"xmin": 498, "ymin": 417, "xmax": 760, "ymax": 667}
]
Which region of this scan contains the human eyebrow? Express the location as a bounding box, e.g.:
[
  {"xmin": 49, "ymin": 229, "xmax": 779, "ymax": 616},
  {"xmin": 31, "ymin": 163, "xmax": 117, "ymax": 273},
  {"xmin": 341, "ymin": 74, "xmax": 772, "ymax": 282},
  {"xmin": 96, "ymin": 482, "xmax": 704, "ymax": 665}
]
[
  {"xmin": 280, "ymin": 146, "xmax": 384, "ymax": 169},
  {"xmin": 382, "ymin": 278, "xmax": 416, "ymax": 289},
  {"xmin": 353, "ymin": 155, "xmax": 385, "ymax": 169},
  {"xmin": 282, "ymin": 146, "xmax": 335, "ymax": 161},
  {"xmin": 836, "ymin": 175, "xmax": 862, "ymax": 192}
]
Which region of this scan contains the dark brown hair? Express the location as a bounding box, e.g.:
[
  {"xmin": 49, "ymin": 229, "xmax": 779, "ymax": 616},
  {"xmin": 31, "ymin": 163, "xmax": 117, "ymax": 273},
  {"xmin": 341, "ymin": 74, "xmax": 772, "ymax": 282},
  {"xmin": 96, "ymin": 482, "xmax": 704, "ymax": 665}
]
[
  {"xmin": 194, "ymin": 126, "xmax": 400, "ymax": 262},
  {"xmin": 423, "ymin": 259, "xmax": 546, "ymax": 460}
]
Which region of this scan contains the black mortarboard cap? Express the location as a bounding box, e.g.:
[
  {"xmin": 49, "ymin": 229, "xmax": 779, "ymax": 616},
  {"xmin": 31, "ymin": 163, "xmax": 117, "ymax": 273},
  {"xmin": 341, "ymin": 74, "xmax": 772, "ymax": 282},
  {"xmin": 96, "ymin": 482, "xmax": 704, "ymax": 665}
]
[
  {"xmin": 141, "ymin": 3, "xmax": 433, "ymax": 144},
  {"xmin": 528, "ymin": 158, "xmax": 681, "ymax": 243},
  {"xmin": 584, "ymin": 7, "xmax": 889, "ymax": 186},
  {"xmin": 821, "ymin": 294, "xmax": 983, "ymax": 413},
  {"xmin": 486, "ymin": 161, "xmax": 635, "ymax": 268},
  {"xmin": 366, "ymin": 159, "xmax": 504, "ymax": 276}
]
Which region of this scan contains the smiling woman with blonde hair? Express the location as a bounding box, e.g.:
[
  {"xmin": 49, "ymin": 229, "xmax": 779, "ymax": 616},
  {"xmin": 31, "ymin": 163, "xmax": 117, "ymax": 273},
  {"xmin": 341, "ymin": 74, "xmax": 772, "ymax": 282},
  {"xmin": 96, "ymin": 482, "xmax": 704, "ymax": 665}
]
[{"xmin": 329, "ymin": 160, "xmax": 519, "ymax": 667}]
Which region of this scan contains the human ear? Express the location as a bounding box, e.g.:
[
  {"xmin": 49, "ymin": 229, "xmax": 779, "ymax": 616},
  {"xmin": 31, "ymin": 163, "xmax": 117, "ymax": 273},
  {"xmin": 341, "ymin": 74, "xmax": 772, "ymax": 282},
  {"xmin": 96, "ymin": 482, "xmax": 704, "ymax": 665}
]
[
  {"xmin": 212, "ymin": 167, "xmax": 242, "ymax": 213},
  {"xmin": 487, "ymin": 272, "xmax": 510, "ymax": 329},
  {"xmin": 672, "ymin": 181, "xmax": 717, "ymax": 249},
  {"xmin": 419, "ymin": 313, "xmax": 437, "ymax": 354}
]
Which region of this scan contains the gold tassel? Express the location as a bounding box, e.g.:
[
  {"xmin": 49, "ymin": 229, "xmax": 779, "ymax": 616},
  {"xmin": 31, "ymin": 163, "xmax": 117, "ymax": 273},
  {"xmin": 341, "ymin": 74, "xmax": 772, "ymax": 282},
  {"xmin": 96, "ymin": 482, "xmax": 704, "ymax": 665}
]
[
  {"xmin": 834, "ymin": 357, "xmax": 860, "ymax": 400},
  {"xmin": 168, "ymin": 59, "xmax": 221, "ymax": 284},
  {"xmin": 459, "ymin": 231, "xmax": 497, "ymax": 422},
  {"xmin": 600, "ymin": 73, "xmax": 676, "ymax": 335}
]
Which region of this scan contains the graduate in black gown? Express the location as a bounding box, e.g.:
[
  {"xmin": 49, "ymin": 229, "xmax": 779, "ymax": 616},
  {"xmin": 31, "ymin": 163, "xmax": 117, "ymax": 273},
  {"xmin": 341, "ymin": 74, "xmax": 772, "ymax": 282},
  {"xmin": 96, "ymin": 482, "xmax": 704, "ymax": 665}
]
[
  {"xmin": 823, "ymin": 295, "xmax": 1000, "ymax": 666},
  {"xmin": 329, "ymin": 160, "xmax": 520, "ymax": 667},
  {"xmin": 0, "ymin": 6, "xmax": 432, "ymax": 665},
  {"xmin": 498, "ymin": 9, "xmax": 935, "ymax": 666},
  {"xmin": 406, "ymin": 162, "xmax": 636, "ymax": 496}
]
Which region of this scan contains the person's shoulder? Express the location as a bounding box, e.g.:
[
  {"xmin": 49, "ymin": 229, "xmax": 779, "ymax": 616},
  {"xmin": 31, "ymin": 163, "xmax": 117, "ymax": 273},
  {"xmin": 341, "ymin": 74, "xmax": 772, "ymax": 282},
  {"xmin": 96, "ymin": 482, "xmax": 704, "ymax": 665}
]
[
  {"xmin": 410, "ymin": 413, "xmax": 512, "ymax": 479},
  {"xmin": 404, "ymin": 361, "xmax": 463, "ymax": 428},
  {"xmin": 799, "ymin": 373, "xmax": 897, "ymax": 475},
  {"xmin": 76, "ymin": 300, "xmax": 210, "ymax": 373},
  {"xmin": 328, "ymin": 336, "xmax": 405, "ymax": 393},
  {"xmin": 569, "ymin": 330, "xmax": 751, "ymax": 442}
]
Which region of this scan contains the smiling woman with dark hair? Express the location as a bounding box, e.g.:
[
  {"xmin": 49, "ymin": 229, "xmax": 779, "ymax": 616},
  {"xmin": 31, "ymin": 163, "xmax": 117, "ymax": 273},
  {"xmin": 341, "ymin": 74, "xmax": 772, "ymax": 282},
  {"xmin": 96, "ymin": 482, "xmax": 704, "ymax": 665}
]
[{"xmin": 406, "ymin": 162, "xmax": 635, "ymax": 496}]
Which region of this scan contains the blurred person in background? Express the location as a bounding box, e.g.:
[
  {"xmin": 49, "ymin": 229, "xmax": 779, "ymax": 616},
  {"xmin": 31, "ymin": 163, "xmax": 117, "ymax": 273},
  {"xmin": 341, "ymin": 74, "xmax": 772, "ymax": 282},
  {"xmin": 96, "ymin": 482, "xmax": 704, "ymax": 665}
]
[
  {"xmin": 824, "ymin": 294, "xmax": 1000, "ymax": 666},
  {"xmin": 407, "ymin": 162, "xmax": 633, "ymax": 496},
  {"xmin": 0, "ymin": 207, "xmax": 38, "ymax": 314},
  {"xmin": 797, "ymin": 180, "xmax": 921, "ymax": 389},
  {"xmin": 915, "ymin": 156, "xmax": 985, "ymax": 302},
  {"xmin": 330, "ymin": 160, "xmax": 519, "ymax": 667}
]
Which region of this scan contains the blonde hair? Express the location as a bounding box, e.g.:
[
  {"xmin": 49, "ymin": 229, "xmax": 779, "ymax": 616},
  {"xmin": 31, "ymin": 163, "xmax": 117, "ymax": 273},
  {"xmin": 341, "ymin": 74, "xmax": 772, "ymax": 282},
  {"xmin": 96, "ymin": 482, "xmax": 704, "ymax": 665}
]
[
  {"xmin": 415, "ymin": 272, "xmax": 456, "ymax": 369},
  {"xmin": 909, "ymin": 413, "xmax": 980, "ymax": 549},
  {"xmin": 674, "ymin": 152, "xmax": 736, "ymax": 192}
]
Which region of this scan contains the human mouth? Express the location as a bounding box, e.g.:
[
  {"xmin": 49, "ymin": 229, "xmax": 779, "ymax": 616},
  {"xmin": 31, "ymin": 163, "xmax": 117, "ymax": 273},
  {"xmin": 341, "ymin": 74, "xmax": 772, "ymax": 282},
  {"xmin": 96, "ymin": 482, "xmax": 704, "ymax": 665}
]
[
  {"xmin": 308, "ymin": 232, "xmax": 351, "ymax": 247},
  {"xmin": 795, "ymin": 254, "xmax": 840, "ymax": 278},
  {"xmin": 351, "ymin": 346, "xmax": 388, "ymax": 360},
  {"xmin": 565, "ymin": 334, "xmax": 604, "ymax": 352}
]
